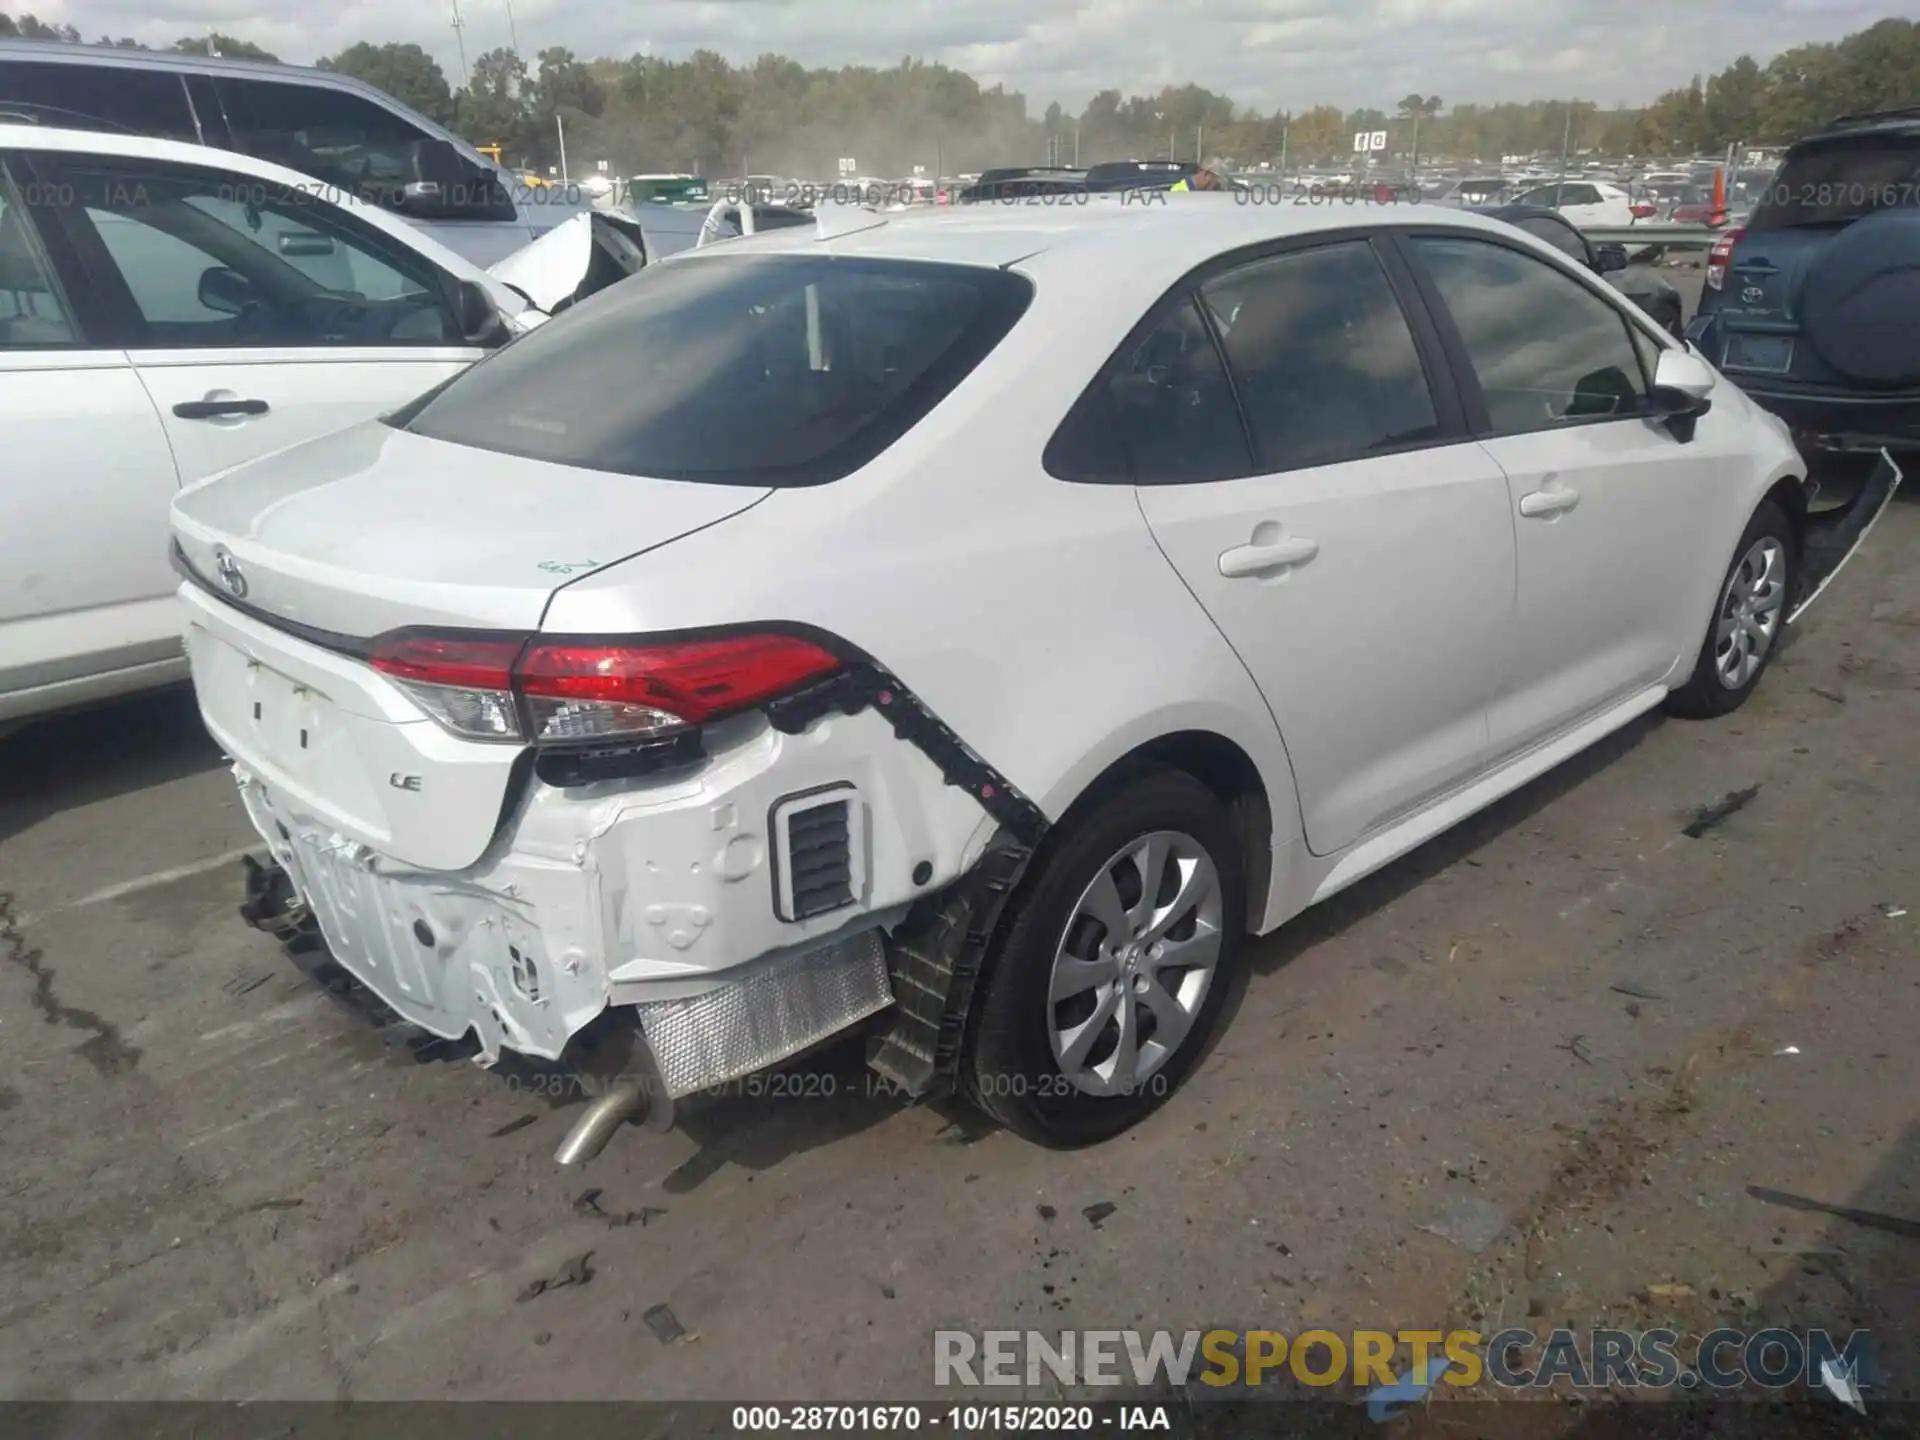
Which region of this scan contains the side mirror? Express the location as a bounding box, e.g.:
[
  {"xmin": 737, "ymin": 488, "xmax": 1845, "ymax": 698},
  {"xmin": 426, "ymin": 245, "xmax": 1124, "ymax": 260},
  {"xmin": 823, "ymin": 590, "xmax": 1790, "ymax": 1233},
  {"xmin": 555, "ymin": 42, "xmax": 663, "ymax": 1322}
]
[
  {"xmin": 1650, "ymin": 346, "xmax": 1717, "ymax": 441},
  {"xmin": 446, "ymin": 277, "xmax": 513, "ymax": 348},
  {"xmin": 198, "ymin": 266, "xmax": 251, "ymax": 316},
  {"xmin": 396, "ymin": 180, "xmax": 445, "ymax": 215},
  {"xmin": 1594, "ymin": 243, "xmax": 1629, "ymax": 274}
]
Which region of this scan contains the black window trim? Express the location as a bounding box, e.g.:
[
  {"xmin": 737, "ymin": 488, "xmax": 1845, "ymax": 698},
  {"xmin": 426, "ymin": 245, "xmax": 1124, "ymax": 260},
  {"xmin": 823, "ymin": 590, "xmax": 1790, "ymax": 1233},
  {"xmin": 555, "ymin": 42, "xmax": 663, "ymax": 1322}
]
[
  {"xmin": 1386, "ymin": 225, "xmax": 1673, "ymax": 439},
  {"xmin": 0, "ymin": 156, "xmax": 115, "ymax": 349},
  {"xmin": 17, "ymin": 149, "xmax": 469, "ymax": 353},
  {"xmin": 398, "ymin": 252, "xmax": 1038, "ymax": 488},
  {"xmin": 1044, "ymin": 225, "xmax": 1471, "ymax": 486}
]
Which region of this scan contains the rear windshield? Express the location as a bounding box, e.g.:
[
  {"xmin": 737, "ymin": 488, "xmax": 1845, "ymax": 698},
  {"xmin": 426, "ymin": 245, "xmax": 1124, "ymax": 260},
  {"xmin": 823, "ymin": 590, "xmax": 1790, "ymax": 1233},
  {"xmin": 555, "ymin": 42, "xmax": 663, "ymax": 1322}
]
[
  {"xmin": 398, "ymin": 254, "xmax": 1033, "ymax": 485},
  {"xmin": 1748, "ymin": 134, "xmax": 1920, "ymax": 230}
]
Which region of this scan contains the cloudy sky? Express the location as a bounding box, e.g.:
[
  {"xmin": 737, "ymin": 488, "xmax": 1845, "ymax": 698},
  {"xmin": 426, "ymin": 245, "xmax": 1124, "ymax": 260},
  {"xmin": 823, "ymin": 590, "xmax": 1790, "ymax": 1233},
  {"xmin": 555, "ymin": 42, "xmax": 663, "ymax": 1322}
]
[{"xmin": 31, "ymin": 0, "xmax": 1898, "ymax": 112}]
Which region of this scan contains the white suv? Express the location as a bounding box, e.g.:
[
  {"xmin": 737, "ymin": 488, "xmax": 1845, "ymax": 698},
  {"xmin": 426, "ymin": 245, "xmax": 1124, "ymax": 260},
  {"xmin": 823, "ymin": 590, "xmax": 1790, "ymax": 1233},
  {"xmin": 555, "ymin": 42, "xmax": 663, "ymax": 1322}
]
[
  {"xmin": 0, "ymin": 124, "xmax": 636, "ymax": 728},
  {"xmin": 170, "ymin": 197, "xmax": 1893, "ymax": 1146}
]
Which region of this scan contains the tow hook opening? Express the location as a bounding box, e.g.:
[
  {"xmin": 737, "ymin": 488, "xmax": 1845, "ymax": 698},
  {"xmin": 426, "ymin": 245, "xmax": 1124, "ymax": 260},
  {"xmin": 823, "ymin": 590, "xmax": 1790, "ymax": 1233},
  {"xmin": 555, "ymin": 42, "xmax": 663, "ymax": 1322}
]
[{"xmin": 238, "ymin": 853, "xmax": 315, "ymax": 947}]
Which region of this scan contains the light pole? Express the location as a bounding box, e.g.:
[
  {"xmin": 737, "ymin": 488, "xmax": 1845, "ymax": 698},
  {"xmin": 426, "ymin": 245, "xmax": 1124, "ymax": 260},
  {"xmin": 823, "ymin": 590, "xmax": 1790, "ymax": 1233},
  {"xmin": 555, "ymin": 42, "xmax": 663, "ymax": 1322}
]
[
  {"xmin": 503, "ymin": 0, "xmax": 519, "ymax": 54},
  {"xmin": 449, "ymin": 0, "xmax": 470, "ymax": 88}
]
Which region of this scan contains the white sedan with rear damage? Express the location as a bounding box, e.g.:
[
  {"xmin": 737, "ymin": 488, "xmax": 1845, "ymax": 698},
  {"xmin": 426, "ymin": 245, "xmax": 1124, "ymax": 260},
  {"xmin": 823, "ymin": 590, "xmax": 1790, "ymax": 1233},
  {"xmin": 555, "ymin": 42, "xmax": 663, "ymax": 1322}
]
[{"xmin": 170, "ymin": 197, "xmax": 1896, "ymax": 1148}]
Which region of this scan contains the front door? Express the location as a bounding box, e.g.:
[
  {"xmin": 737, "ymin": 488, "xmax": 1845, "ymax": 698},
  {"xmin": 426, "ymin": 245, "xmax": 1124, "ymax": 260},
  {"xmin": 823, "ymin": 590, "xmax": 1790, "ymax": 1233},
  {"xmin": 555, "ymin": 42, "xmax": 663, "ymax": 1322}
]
[
  {"xmin": 1401, "ymin": 232, "xmax": 1742, "ymax": 756},
  {"xmin": 24, "ymin": 151, "xmax": 486, "ymax": 486}
]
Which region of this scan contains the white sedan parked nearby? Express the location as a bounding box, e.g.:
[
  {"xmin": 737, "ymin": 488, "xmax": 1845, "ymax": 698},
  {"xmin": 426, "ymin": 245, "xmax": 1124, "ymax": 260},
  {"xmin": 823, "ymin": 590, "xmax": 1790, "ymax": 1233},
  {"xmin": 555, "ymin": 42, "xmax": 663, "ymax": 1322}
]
[
  {"xmin": 170, "ymin": 196, "xmax": 1892, "ymax": 1147},
  {"xmin": 0, "ymin": 125, "xmax": 638, "ymax": 728},
  {"xmin": 1509, "ymin": 179, "xmax": 1638, "ymax": 228}
]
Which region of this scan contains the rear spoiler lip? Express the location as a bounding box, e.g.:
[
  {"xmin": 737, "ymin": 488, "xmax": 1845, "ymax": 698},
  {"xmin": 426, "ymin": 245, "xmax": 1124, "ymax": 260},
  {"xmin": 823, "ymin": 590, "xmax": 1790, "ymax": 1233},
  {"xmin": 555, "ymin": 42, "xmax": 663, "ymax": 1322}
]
[{"xmin": 172, "ymin": 540, "xmax": 376, "ymax": 660}]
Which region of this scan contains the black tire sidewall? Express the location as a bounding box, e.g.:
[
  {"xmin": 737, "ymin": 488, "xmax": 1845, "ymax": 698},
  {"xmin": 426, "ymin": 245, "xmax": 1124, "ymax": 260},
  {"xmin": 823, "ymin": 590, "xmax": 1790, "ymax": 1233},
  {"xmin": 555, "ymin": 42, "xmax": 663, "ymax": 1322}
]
[{"xmin": 967, "ymin": 769, "xmax": 1245, "ymax": 1147}]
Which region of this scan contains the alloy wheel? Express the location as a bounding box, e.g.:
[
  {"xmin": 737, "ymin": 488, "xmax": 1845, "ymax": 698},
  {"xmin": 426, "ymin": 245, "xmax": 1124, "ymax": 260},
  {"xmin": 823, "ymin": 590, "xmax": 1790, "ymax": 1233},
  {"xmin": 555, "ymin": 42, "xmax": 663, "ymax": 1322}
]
[
  {"xmin": 1714, "ymin": 536, "xmax": 1786, "ymax": 690},
  {"xmin": 1046, "ymin": 830, "xmax": 1223, "ymax": 1097}
]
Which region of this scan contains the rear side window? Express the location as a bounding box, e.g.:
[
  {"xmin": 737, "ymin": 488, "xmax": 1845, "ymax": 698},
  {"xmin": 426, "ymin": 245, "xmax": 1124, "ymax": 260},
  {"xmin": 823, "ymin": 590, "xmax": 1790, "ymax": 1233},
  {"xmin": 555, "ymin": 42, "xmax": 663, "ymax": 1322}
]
[
  {"xmin": 1748, "ymin": 135, "xmax": 1920, "ymax": 229},
  {"xmin": 212, "ymin": 77, "xmax": 511, "ymax": 221},
  {"xmin": 1046, "ymin": 296, "xmax": 1252, "ymax": 484},
  {"xmin": 0, "ymin": 59, "xmax": 197, "ymax": 139},
  {"xmin": 398, "ymin": 255, "xmax": 1033, "ymax": 485},
  {"xmin": 1199, "ymin": 241, "xmax": 1440, "ymax": 472}
]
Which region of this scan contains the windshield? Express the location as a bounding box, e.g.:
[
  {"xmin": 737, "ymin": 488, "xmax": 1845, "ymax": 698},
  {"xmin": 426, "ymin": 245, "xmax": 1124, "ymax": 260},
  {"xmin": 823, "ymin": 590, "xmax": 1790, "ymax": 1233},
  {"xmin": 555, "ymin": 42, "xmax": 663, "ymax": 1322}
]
[
  {"xmin": 397, "ymin": 254, "xmax": 1033, "ymax": 485},
  {"xmin": 1747, "ymin": 134, "xmax": 1920, "ymax": 229}
]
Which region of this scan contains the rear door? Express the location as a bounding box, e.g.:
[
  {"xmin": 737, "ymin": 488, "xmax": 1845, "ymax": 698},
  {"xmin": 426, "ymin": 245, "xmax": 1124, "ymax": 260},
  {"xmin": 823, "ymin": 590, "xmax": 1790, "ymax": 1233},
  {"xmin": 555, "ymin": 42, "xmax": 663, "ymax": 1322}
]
[
  {"xmin": 1098, "ymin": 234, "xmax": 1516, "ymax": 856},
  {"xmin": 0, "ymin": 157, "xmax": 182, "ymax": 710},
  {"xmin": 1399, "ymin": 231, "xmax": 1739, "ymax": 756},
  {"xmin": 23, "ymin": 150, "xmax": 488, "ymax": 486}
]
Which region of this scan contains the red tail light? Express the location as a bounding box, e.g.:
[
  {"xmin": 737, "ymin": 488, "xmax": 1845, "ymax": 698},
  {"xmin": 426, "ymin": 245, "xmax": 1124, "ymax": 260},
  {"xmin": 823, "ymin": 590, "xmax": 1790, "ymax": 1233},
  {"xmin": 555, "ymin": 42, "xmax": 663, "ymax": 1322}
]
[
  {"xmin": 1705, "ymin": 227, "xmax": 1744, "ymax": 291},
  {"xmin": 368, "ymin": 630, "xmax": 842, "ymax": 744}
]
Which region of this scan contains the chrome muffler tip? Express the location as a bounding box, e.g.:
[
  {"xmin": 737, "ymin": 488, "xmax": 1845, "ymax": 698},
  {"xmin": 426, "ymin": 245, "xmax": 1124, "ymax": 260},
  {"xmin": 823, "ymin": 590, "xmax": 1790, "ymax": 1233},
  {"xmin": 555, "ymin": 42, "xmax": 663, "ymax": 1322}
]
[{"xmin": 553, "ymin": 1082, "xmax": 645, "ymax": 1166}]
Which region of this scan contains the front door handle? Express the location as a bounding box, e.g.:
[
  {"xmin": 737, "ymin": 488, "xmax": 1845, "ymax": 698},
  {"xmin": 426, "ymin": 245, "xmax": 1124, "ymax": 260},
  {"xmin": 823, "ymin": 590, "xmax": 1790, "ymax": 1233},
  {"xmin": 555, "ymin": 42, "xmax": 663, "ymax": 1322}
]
[
  {"xmin": 173, "ymin": 397, "xmax": 269, "ymax": 420},
  {"xmin": 1219, "ymin": 536, "xmax": 1319, "ymax": 578},
  {"xmin": 1519, "ymin": 487, "xmax": 1581, "ymax": 519}
]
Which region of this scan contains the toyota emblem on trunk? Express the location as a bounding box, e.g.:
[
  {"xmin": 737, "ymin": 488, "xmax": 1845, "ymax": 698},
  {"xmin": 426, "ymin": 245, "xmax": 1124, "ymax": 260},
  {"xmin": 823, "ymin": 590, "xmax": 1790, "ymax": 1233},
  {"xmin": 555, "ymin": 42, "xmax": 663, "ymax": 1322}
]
[
  {"xmin": 213, "ymin": 546, "xmax": 248, "ymax": 599},
  {"xmin": 1741, "ymin": 285, "xmax": 1765, "ymax": 304}
]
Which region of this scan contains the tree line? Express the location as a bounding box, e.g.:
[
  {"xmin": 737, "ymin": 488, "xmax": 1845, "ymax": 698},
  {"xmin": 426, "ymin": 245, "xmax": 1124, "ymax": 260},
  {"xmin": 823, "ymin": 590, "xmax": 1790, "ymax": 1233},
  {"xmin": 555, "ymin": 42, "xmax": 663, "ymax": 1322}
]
[{"xmin": 3, "ymin": 11, "xmax": 1915, "ymax": 176}]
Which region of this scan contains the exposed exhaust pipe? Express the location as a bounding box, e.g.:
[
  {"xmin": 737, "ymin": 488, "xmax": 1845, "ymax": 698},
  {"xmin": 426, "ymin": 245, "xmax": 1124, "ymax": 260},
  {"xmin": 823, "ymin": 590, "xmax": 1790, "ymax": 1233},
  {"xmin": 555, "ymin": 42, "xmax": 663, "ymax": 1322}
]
[{"xmin": 554, "ymin": 1081, "xmax": 646, "ymax": 1165}]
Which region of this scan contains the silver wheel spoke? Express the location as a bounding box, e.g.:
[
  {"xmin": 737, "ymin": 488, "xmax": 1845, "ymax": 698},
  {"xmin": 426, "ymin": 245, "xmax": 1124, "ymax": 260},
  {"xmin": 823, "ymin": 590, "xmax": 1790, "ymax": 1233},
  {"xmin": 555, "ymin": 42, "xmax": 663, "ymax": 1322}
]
[
  {"xmin": 1080, "ymin": 869, "xmax": 1131, "ymax": 943},
  {"xmin": 1105, "ymin": 996, "xmax": 1140, "ymax": 1085},
  {"xmin": 1059, "ymin": 986, "xmax": 1121, "ymax": 1072},
  {"xmin": 1051, "ymin": 952, "xmax": 1116, "ymax": 1003},
  {"xmin": 1152, "ymin": 925, "xmax": 1222, "ymax": 976},
  {"xmin": 1125, "ymin": 833, "xmax": 1171, "ymax": 929},
  {"xmin": 1139, "ymin": 973, "xmax": 1195, "ymax": 1054},
  {"xmin": 1140, "ymin": 857, "xmax": 1217, "ymax": 945}
]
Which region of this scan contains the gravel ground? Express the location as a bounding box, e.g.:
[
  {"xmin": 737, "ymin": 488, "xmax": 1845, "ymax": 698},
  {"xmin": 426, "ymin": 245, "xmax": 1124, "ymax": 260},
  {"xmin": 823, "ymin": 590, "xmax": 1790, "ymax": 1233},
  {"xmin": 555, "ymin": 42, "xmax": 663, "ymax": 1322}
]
[{"xmin": 1, "ymin": 469, "xmax": 1914, "ymax": 1415}]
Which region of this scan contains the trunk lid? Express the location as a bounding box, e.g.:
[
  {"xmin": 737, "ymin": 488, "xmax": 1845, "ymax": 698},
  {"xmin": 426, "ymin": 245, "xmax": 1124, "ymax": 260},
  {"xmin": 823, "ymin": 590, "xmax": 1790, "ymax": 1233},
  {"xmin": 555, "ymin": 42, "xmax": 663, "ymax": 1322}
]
[
  {"xmin": 486, "ymin": 211, "xmax": 649, "ymax": 315},
  {"xmin": 171, "ymin": 420, "xmax": 772, "ymax": 639}
]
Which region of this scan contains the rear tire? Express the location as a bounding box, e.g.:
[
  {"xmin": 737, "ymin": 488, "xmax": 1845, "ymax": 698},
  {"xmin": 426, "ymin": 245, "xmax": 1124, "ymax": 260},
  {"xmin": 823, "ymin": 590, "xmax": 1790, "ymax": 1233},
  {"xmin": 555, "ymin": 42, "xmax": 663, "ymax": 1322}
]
[
  {"xmin": 1666, "ymin": 500, "xmax": 1796, "ymax": 719},
  {"xmin": 965, "ymin": 770, "xmax": 1245, "ymax": 1147}
]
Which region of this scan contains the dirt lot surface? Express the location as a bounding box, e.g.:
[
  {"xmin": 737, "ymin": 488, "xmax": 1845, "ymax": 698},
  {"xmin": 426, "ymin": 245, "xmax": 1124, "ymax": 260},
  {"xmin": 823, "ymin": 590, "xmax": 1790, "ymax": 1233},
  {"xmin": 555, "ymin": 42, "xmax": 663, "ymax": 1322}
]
[{"xmin": 2, "ymin": 472, "xmax": 1916, "ymax": 1418}]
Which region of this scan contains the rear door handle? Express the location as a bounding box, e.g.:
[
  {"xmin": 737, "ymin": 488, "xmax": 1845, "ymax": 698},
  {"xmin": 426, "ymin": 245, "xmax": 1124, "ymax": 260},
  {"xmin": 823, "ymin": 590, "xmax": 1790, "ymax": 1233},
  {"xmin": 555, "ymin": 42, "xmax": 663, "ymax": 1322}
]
[
  {"xmin": 173, "ymin": 398, "xmax": 269, "ymax": 420},
  {"xmin": 1519, "ymin": 487, "xmax": 1581, "ymax": 519},
  {"xmin": 1218, "ymin": 536, "xmax": 1319, "ymax": 578}
]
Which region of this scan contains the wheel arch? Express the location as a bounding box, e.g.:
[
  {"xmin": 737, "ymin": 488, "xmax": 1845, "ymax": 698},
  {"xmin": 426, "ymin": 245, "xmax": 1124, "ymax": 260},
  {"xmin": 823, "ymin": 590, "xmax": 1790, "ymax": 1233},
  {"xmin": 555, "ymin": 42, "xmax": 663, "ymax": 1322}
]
[{"xmin": 1038, "ymin": 723, "xmax": 1295, "ymax": 935}]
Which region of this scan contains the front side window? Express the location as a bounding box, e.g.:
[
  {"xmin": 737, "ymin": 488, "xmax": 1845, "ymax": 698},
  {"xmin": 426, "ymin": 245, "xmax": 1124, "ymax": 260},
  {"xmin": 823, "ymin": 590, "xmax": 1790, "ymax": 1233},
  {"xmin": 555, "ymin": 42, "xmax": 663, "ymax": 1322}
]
[
  {"xmin": 398, "ymin": 254, "xmax": 1034, "ymax": 485},
  {"xmin": 0, "ymin": 173, "xmax": 78, "ymax": 347},
  {"xmin": 1413, "ymin": 236, "xmax": 1649, "ymax": 436},
  {"xmin": 36, "ymin": 157, "xmax": 458, "ymax": 348},
  {"xmin": 1199, "ymin": 240, "xmax": 1440, "ymax": 472}
]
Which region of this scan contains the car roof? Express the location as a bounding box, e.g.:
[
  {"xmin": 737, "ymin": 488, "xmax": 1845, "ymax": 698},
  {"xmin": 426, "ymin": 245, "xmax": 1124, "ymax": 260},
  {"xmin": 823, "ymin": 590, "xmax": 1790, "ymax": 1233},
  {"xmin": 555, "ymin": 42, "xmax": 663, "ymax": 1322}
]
[
  {"xmin": 0, "ymin": 38, "xmax": 485, "ymax": 162},
  {"xmin": 1815, "ymin": 105, "xmax": 1920, "ymax": 139},
  {"xmin": 673, "ymin": 194, "xmax": 1545, "ymax": 289},
  {"xmin": 0, "ymin": 122, "xmax": 504, "ymax": 284}
]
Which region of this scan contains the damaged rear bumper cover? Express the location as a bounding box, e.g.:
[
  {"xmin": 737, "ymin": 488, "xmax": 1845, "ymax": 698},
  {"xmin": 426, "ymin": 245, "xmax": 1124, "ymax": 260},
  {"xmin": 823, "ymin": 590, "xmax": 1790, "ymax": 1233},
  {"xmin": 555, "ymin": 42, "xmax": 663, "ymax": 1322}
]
[{"xmin": 224, "ymin": 647, "xmax": 1047, "ymax": 1121}]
